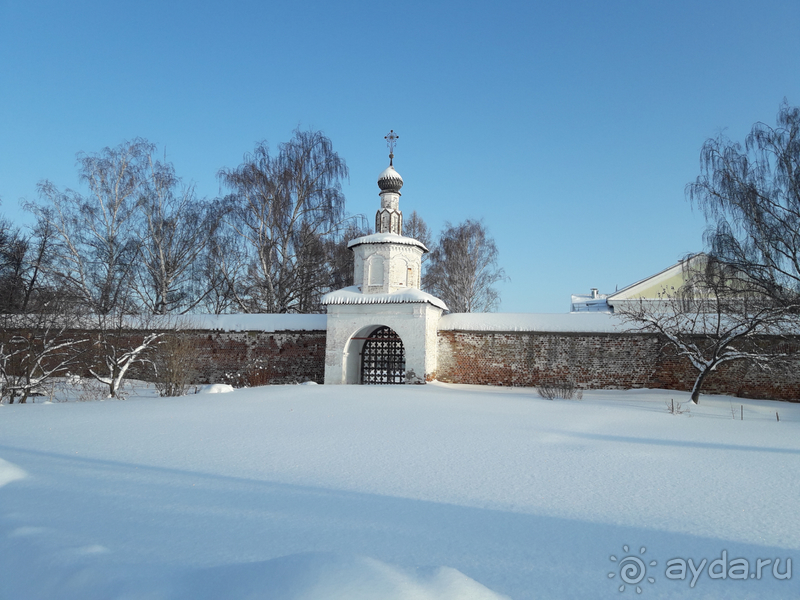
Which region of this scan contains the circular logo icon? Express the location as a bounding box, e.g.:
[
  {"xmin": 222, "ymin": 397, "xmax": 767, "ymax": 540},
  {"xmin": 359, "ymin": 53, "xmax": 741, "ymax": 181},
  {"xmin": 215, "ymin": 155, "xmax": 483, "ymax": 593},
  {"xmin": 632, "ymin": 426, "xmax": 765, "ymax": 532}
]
[{"xmin": 609, "ymin": 545, "xmax": 657, "ymax": 593}]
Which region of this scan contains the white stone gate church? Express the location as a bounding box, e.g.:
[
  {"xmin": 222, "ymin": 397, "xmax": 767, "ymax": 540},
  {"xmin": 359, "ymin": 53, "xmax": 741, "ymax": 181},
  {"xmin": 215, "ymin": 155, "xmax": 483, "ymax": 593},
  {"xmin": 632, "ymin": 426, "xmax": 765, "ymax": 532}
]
[{"xmin": 322, "ymin": 135, "xmax": 447, "ymax": 384}]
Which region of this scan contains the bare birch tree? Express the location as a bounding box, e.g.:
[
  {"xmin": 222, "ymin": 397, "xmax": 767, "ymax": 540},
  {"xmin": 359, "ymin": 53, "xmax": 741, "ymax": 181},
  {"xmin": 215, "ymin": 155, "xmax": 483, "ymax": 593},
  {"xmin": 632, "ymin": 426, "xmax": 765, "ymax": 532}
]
[
  {"xmin": 134, "ymin": 159, "xmax": 218, "ymax": 314},
  {"xmin": 0, "ymin": 215, "xmax": 29, "ymax": 312},
  {"xmin": 423, "ymin": 219, "xmax": 506, "ymax": 312},
  {"xmin": 32, "ymin": 139, "xmax": 152, "ymax": 314},
  {"xmin": 198, "ymin": 221, "xmax": 248, "ymax": 314},
  {"xmin": 0, "ymin": 205, "xmax": 86, "ymax": 403},
  {"xmin": 28, "ymin": 140, "xmax": 180, "ymax": 395},
  {"xmin": 0, "ymin": 209, "xmax": 57, "ymax": 313},
  {"xmin": 326, "ymin": 221, "xmax": 370, "ymax": 291},
  {"xmin": 219, "ymin": 129, "xmax": 349, "ymax": 313},
  {"xmin": 688, "ymin": 100, "xmax": 800, "ymax": 309},
  {"xmin": 404, "ymin": 210, "xmax": 434, "ymax": 257}
]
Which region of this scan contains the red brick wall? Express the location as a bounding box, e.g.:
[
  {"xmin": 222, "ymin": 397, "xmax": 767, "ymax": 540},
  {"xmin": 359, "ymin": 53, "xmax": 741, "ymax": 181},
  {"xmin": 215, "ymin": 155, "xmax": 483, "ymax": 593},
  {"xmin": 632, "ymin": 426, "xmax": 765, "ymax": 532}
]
[
  {"xmin": 193, "ymin": 330, "xmax": 327, "ymax": 385},
  {"xmin": 19, "ymin": 329, "xmax": 329, "ymax": 386},
  {"xmin": 11, "ymin": 324, "xmax": 799, "ymax": 400},
  {"xmin": 436, "ymin": 330, "xmax": 800, "ymax": 401}
]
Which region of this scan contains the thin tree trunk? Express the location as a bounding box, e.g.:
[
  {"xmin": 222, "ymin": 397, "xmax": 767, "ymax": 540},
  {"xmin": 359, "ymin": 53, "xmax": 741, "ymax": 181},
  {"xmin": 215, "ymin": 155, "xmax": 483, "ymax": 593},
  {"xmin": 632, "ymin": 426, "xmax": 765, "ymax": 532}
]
[{"xmin": 690, "ymin": 367, "xmax": 713, "ymax": 404}]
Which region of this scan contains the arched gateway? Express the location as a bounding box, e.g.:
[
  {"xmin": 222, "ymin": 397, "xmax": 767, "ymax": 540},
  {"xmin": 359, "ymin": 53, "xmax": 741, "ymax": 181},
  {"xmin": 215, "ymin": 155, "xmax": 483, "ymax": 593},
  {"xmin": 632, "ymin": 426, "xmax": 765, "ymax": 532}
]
[
  {"xmin": 321, "ymin": 133, "xmax": 447, "ymax": 385},
  {"xmin": 361, "ymin": 326, "xmax": 405, "ymax": 384}
]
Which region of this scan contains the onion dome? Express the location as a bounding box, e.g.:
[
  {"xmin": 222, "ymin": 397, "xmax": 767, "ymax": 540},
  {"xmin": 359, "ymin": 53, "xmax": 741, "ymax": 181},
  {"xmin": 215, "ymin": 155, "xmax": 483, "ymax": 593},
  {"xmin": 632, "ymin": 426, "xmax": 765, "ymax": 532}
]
[{"xmin": 377, "ymin": 165, "xmax": 404, "ymax": 192}]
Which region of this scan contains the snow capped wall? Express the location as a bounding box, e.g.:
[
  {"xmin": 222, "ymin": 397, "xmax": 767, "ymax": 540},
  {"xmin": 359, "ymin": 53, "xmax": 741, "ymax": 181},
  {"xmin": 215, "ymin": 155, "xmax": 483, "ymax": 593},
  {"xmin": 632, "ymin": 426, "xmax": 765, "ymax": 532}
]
[
  {"xmin": 181, "ymin": 314, "xmax": 328, "ymax": 332},
  {"xmin": 438, "ymin": 312, "xmax": 625, "ymax": 333},
  {"xmin": 34, "ymin": 310, "xmax": 798, "ymax": 399},
  {"xmin": 434, "ymin": 328, "xmax": 800, "ymax": 399}
]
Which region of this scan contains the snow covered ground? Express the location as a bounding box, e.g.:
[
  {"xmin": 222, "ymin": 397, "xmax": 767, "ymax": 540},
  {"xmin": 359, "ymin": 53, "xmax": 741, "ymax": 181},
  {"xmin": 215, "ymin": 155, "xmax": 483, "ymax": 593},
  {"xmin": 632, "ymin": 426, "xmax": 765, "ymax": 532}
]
[{"xmin": 1, "ymin": 382, "xmax": 798, "ymax": 599}]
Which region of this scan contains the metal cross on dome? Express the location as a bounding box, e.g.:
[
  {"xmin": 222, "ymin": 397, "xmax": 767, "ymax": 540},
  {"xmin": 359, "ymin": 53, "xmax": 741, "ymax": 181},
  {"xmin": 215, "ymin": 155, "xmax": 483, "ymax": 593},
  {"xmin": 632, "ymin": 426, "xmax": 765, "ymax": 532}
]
[{"xmin": 384, "ymin": 129, "xmax": 399, "ymax": 165}]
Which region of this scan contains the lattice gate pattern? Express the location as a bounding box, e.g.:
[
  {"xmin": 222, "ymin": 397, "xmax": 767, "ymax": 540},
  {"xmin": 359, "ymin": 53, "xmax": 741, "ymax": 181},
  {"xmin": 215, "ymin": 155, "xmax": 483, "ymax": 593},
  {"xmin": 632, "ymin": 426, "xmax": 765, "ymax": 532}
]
[{"xmin": 361, "ymin": 326, "xmax": 406, "ymax": 384}]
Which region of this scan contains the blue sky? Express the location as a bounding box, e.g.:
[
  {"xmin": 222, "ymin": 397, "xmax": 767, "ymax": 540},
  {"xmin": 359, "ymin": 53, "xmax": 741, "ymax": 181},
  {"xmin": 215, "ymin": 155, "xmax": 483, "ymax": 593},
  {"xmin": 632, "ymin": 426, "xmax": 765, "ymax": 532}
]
[{"xmin": 1, "ymin": 0, "xmax": 798, "ymax": 313}]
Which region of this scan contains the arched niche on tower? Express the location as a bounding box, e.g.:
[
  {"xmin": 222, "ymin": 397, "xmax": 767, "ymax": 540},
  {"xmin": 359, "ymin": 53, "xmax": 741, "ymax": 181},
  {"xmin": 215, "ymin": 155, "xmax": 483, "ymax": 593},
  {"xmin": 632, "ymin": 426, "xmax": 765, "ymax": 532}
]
[
  {"xmin": 368, "ymin": 255, "xmax": 385, "ymax": 286},
  {"xmin": 353, "ymin": 253, "xmax": 364, "ymax": 287},
  {"xmin": 392, "ymin": 256, "xmax": 411, "ymax": 287}
]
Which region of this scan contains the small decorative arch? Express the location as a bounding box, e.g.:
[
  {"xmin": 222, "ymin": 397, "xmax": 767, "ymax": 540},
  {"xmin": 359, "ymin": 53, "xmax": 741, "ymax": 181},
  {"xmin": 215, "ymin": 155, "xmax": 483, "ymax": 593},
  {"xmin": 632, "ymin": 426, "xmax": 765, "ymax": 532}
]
[
  {"xmin": 360, "ymin": 326, "xmax": 405, "ymax": 384},
  {"xmin": 368, "ymin": 255, "xmax": 385, "ymax": 286},
  {"xmin": 394, "ymin": 256, "xmax": 410, "ymax": 286}
]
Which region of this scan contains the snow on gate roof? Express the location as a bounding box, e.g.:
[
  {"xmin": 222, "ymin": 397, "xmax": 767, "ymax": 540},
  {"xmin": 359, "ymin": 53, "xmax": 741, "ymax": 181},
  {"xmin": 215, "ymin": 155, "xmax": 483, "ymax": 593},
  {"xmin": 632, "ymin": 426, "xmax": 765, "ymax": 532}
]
[{"xmin": 322, "ymin": 286, "xmax": 448, "ymax": 310}]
